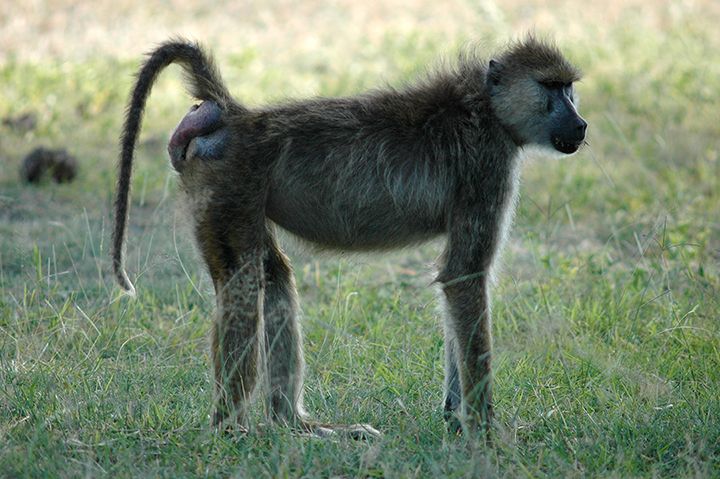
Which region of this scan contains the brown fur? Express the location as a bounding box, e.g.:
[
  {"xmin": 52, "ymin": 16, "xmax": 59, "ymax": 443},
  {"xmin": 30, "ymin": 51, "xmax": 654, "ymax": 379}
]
[{"xmin": 112, "ymin": 36, "xmax": 587, "ymax": 440}]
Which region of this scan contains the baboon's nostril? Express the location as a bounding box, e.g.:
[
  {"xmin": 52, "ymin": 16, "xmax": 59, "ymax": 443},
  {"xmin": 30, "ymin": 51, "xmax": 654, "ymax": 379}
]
[{"xmin": 577, "ymin": 118, "xmax": 588, "ymax": 135}]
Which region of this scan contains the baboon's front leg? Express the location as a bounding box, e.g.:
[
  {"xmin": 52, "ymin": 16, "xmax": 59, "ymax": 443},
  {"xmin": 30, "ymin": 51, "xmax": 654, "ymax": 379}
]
[
  {"xmin": 442, "ymin": 274, "xmax": 493, "ymax": 436},
  {"xmin": 439, "ymin": 219, "xmax": 497, "ymax": 438},
  {"xmin": 443, "ymin": 329, "xmax": 463, "ymax": 434}
]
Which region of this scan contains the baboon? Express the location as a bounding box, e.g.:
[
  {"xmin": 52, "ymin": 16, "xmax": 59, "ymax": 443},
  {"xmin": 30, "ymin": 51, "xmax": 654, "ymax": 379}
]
[
  {"xmin": 112, "ymin": 37, "xmax": 587, "ymax": 438},
  {"xmin": 21, "ymin": 147, "xmax": 78, "ymax": 184}
]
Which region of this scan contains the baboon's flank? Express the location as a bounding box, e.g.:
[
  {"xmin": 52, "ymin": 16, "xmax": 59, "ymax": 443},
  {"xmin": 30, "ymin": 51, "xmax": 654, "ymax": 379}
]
[{"xmin": 112, "ymin": 37, "xmax": 587, "ymax": 439}]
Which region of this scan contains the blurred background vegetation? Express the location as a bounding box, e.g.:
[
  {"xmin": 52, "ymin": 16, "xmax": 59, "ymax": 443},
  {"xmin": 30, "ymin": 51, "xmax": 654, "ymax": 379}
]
[{"xmin": 0, "ymin": 1, "xmax": 718, "ymax": 477}]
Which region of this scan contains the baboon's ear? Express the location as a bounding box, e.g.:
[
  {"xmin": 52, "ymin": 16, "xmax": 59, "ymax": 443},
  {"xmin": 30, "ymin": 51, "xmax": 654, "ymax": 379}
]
[{"xmin": 487, "ymin": 59, "xmax": 503, "ymax": 87}]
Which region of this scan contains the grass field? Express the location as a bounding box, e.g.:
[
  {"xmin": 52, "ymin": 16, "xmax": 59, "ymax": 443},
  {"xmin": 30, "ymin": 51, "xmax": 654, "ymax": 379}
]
[{"xmin": 1, "ymin": 0, "xmax": 719, "ymax": 477}]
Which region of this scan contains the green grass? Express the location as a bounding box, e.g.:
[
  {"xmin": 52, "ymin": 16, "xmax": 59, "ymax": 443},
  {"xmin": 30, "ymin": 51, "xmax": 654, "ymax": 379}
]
[{"xmin": 1, "ymin": 4, "xmax": 719, "ymax": 478}]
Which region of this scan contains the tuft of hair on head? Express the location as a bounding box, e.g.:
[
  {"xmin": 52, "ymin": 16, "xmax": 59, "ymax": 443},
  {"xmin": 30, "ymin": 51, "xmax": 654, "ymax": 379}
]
[{"xmin": 493, "ymin": 34, "xmax": 582, "ymax": 85}]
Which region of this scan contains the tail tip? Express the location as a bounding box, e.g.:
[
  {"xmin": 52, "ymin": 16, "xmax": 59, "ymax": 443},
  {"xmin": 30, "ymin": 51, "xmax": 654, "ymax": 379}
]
[{"xmin": 116, "ymin": 268, "xmax": 137, "ymax": 298}]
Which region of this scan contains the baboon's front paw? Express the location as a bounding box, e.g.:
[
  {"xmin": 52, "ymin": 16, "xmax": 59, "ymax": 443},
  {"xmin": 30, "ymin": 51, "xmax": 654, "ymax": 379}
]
[
  {"xmin": 461, "ymin": 416, "xmax": 493, "ymax": 444},
  {"xmin": 444, "ymin": 413, "xmax": 463, "ymax": 436}
]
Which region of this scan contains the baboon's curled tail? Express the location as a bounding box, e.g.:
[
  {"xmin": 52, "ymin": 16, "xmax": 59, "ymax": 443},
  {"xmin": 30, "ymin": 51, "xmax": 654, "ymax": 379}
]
[{"xmin": 112, "ymin": 39, "xmax": 235, "ymax": 295}]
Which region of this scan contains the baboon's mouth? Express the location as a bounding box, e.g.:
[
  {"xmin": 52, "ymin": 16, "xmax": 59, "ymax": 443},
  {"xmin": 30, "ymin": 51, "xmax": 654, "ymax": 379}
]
[{"xmin": 551, "ymin": 136, "xmax": 583, "ymax": 154}]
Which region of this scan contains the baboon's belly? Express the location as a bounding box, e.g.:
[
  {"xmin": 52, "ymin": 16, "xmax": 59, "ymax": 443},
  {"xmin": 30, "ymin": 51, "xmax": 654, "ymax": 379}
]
[{"xmin": 265, "ymin": 174, "xmax": 446, "ymax": 250}]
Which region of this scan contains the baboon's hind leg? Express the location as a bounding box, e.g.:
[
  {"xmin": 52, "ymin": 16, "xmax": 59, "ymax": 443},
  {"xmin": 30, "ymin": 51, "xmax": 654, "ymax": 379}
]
[
  {"xmin": 210, "ymin": 252, "xmax": 265, "ymax": 430},
  {"xmin": 263, "ymin": 231, "xmax": 306, "ymax": 423},
  {"xmin": 262, "ymin": 230, "xmax": 381, "ymax": 439},
  {"xmin": 194, "ymin": 208, "xmax": 266, "ymax": 431}
]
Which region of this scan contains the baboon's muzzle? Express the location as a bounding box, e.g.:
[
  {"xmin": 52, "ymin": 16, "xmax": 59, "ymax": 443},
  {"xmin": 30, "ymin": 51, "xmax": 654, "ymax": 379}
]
[{"xmin": 551, "ymin": 115, "xmax": 587, "ymax": 154}]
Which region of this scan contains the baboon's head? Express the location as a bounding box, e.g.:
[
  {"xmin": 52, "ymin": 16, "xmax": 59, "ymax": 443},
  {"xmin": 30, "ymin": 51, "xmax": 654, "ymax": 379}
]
[{"xmin": 487, "ymin": 37, "xmax": 587, "ymax": 154}]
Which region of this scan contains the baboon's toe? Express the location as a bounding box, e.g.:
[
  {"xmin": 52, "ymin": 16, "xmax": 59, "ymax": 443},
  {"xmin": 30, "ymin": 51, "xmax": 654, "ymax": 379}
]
[
  {"xmin": 445, "ymin": 415, "xmax": 463, "ymax": 437},
  {"xmin": 346, "ymin": 424, "xmax": 382, "ymax": 440},
  {"xmin": 296, "ymin": 421, "xmax": 381, "ymax": 440}
]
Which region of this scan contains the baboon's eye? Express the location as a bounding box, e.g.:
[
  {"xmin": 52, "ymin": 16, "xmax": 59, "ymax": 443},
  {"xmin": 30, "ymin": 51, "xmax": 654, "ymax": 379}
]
[
  {"xmin": 540, "ymin": 80, "xmax": 574, "ymax": 92},
  {"xmin": 540, "ymin": 80, "xmax": 564, "ymax": 89}
]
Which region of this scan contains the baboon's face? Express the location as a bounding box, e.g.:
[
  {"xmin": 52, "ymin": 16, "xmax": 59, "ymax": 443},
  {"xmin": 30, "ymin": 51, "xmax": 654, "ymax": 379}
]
[
  {"xmin": 540, "ymin": 81, "xmax": 587, "ymax": 154},
  {"xmin": 488, "ymin": 62, "xmax": 587, "ymax": 155}
]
